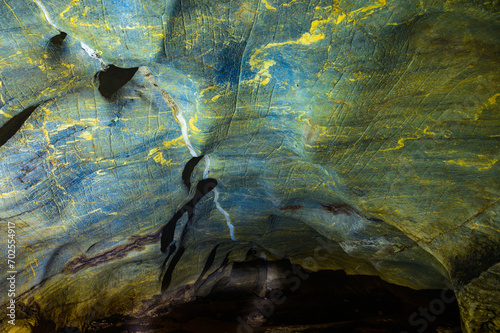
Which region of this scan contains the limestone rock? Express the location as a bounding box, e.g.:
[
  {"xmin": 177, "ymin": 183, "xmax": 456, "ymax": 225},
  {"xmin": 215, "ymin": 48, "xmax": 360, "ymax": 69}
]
[{"xmin": 0, "ymin": 0, "xmax": 498, "ymax": 332}]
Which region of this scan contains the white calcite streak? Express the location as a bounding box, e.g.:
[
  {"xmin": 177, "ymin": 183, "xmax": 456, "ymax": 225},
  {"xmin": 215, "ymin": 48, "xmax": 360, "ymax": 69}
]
[
  {"xmin": 213, "ymin": 188, "xmax": 237, "ymax": 241},
  {"xmin": 79, "ymin": 43, "xmax": 106, "ymax": 68},
  {"xmin": 200, "ymin": 155, "xmax": 236, "ymax": 241},
  {"xmin": 33, "ymin": 0, "xmax": 106, "ymax": 68},
  {"xmin": 139, "ymin": 66, "xmax": 237, "ymax": 241},
  {"xmin": 33, "ymin": 0, "xmax": 58, "ymax": 29},
  {"xmin": 202, "ymin": 155, "xmax": 211, "ymax": 179},
  {"xmin": 175, "ymin": 113, "xmax": 198, "ymax": 157},
  {"xmin": 174, "ymin": 102, "xmax": 237, "ymax": 241}
]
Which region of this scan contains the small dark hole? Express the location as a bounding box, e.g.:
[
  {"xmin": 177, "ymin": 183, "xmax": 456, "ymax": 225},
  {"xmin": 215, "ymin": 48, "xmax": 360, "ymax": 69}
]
[
  {"xmin": 98, "ymin": 65, "xmax": 138, "ymax": 99},
  {"xmin": 49, "ymin": 32, "xmax": 67, "ymax": 46},
  {"xmin": 0, "ymin": 104, "xmax": 40, "ymax": 147}
]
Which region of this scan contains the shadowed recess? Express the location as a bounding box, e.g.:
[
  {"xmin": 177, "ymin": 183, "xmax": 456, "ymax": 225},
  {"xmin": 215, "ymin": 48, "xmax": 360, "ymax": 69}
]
[
  {"xmin": 48, "ymin": 31, "xmax": 67, "ymax": 46},
  {"xmin": 182, "ymin": 155, "xmax": 205, "ymax": 191},
  {"xmin": 161, "ymin": 178, "xmax": 218, "ymax": 253},
  {"xmin": 52, "ymin": 261, "xmax": 461, "ymax": 332},
  {"xmin": 0, "ymin": 104, "xmax": 40, "ymax": 146},
  {"xmin": 197, "ymin": 244, "xmax": 220, "ymax": 282},
  {"xmin": 450, "ymin": 233, "xmax": 500, "ymax": 286},
  {"xmin": 161, "ymin": 245, "xmax": 186, "ymax": 292},
  {"xmin": 98, "ymin": 65, "xmax": 138, "ymax": 98}
]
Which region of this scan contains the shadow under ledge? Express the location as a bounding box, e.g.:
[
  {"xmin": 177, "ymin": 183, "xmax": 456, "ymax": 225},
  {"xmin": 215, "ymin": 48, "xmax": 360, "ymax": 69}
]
[{"xmin": 36, "ymin": 260, "xmax": 461, "ymax": 333}]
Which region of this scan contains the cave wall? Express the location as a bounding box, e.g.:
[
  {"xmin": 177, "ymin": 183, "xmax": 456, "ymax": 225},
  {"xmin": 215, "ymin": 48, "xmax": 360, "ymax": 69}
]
[{"xmin": 0, "ymin": 0, "xmax": 499, "ymax": 332}]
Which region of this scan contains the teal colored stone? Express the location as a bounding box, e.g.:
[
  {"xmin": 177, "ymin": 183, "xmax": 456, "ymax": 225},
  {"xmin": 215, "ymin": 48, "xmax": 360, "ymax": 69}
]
[{"xmin": 0, "ymin": 0, "xmax": 498, "ymax": 331}]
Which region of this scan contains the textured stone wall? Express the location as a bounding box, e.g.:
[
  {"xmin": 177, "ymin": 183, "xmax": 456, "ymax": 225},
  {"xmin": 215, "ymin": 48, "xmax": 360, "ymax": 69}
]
[{"xmin": 0, "ymin": 0, "xmax": 498, "ymax": 332}]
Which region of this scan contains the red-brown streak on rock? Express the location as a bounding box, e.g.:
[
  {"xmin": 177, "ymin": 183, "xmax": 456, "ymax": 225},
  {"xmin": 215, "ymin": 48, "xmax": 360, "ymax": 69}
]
[
  {"xmin": 279, "ymin": 205, "xmax": 303, "ymax": 212},
  {"xmin": 63, "ymin": 228, "xmax": 163, "ymax": 274}
]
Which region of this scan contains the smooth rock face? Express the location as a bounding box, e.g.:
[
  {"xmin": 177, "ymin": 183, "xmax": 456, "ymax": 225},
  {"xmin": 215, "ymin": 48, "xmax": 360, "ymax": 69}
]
[{"xmin": 0, "ymin": 0, "xmax": 498, "ymax": 332}]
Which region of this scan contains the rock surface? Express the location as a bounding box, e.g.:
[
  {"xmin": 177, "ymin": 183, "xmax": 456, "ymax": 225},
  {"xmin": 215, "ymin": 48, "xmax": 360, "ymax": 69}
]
[{"xmin": 0, "ymin": 0, "xmax": 498, "ymax": 332}]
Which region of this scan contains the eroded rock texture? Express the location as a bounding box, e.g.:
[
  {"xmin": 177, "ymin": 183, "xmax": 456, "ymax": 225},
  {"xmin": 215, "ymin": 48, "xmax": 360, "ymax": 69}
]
[{"xmin": 0, "ymin": 0, "xmax": 498, "ymax": 332}]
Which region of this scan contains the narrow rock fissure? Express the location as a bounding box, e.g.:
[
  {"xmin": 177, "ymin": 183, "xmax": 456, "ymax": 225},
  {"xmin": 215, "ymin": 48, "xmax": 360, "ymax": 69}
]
[
  {"xmin": 160, "ymin": 178, "xmax": 219, "ymax": 291},
  {"xmin": 0, "ymin": 104, "xmax": 40, "ymax": 147},
  {"xmin": 138, "ymin": 67, "xmax": 237, "ymax": 240},
  {"xmin": 182, "ymin": 155, "xmax": 205, "ymax": 191}
]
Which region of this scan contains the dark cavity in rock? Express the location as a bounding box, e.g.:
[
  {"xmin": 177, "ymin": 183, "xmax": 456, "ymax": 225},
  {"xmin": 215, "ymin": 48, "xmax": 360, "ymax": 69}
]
[
  {"xmin": 161, "ymin": 178, "xmax": 218, "ymax": 252},
  {"xmin": 0, "ymin": 104, "xmax": 39, "ymax": 147},
  {"xmin": 98, "ymin": 65, "xmax": 138, "ymax": 98},
  {"xmin": 48, "ymin": 31, "xmax": 67, "ymax": 46},
  {"xmin": 182, "ymin": 155, "xmax": 205, "ymax": 191}
]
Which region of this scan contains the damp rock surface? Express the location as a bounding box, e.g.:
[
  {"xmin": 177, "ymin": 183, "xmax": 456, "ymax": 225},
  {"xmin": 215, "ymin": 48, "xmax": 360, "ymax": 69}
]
[{"xmin": 0, "ymin": 0, "xmax": 498, "ymax": 332}]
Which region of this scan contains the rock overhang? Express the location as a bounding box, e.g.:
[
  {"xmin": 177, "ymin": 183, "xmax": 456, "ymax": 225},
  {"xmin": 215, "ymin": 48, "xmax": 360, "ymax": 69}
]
[{"xmin": 0, "ymin": 0, "xmax": 498, "ymax": 332}]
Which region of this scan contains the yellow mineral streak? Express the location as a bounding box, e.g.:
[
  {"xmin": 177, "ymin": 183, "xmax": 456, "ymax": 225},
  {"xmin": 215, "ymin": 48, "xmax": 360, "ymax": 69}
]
[
  {"xmin": 4, "ymin": 0, "xmax": 28, "ymax": 31},
  {"xmin": 148, "ymin": 147, "xmax": 178, "ymax": 166},
  {"xmin": 79, "ymin": 131, "xmax": 93, "ymax": 141},
  {"xmin": 381, "ymin": 135, "xmax": 421, "ymax": 151},
  {"xmin": 70, "ymin": 19, "xmax": 113, "ymax": 31},
  {"xmin": 200, "ymin": 85, "xmax": 216, "ymax": 97},
  {"xmin": 444, "ymin": 156, "xmax": 498, "ymax": 170},
  {"xmin": 488, "ymin": 93, "xmax": 499, "ymax": 105},
  {"xmin": 247, "ymin": 0, "xmax": 386, "ymax": 85},
  {"xmin": 423, "ymin": 126, "xmax": 437, "ymax": 136},
  {"xmin": 470, "ymin": 222, "xmax": 500, "ymax": 233},
  {"xmin": 474, "ymin": 93, "xmax": 499, "ymax": 120},
  {"xmin": 60, "ymin": 0, "xmax": 81, "ymax": 19},
  {"xmin": 148, "ymin": 147, "xmax": 160, "ymax": 156},
  {"xmin": 247, "ymin": 49, "xmax": 276, "ymax": 85},
  {"xmin": 0, "ymin": 190, "xmax": 17, "ymax": 198},
  {"xmin": 119, "ymin": 24, "xmax": 165, "ymax": 38},
  {"xmin": 29, "ymin": 262, "xmax": 36, "ymax": 278},
  {"xmin": 189, "ymin": 115, "xmax": 201, "ymax": 132},
  {"xmin": 162, "ymin": 135, "xmax": 184, "ymax": 149},
  {"xmin": 351, "ymin": 0, "xmax": 386, "ymax": 15},
  {"xmin": 153, "ymin": 152, "xmax": 173, "ymax": 166},
  {"xmin": 0, "ymin": 110, "xmax": 12, "ymax": 118},
  {"xmin": 263, "ymin": 0, "xmax": 277, "ymax": 10}
]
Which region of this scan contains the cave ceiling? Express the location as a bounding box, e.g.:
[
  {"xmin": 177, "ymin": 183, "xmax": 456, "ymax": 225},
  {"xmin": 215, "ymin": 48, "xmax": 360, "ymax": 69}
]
[{"xmin": 0, "ymin": 0, "xmax": 499, "ymax": 332}]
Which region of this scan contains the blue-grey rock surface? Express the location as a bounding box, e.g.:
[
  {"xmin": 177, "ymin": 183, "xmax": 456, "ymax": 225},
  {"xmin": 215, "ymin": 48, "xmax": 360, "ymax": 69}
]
[{"xmin": 0, "ymin": 0, "xmax": 498, "ymax": 332}]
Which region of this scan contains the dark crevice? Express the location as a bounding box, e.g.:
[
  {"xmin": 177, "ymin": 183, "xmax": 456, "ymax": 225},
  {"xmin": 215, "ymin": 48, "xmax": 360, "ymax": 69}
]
[
  {"xmin": 161, "ymin": 245, "xmax": 185, "ymax": 292},
  {"xmin": 450, "ymin": 234, "xmax": 500, "ymax": 287},
  {"xmin": 190, "ymin": 248, "xmax": 233, "ymax": 297},
  {"xmin": 198, "ymin": 244, "xmax": 220, "ymax": 280},
  {"xmin": 98, "ymin": 65, "xmax": 138, "ymax": 98},
  {"xmin": 49, "ymin": 31, "xmax": 67, "ymax": 46},
  {"xmin": 63, "ymin": 230, "xmax": 161, "ymax": 275},
  {"xmin": 182, "ymin": 155, "xmax": 205, "ymax": 191},
  {"xmin": 160, "ymin": 178, "xmax": 218, "ymax": 292},
  {"xmin": 0, "ymin": 104, "xmax": 40, "ymax": 147},
  {"xmin": 46, "ymin": 32, "xmax": 68, "ymax": 61},
  {"xmin": 160, "ymin": 178, "xmax": 218, "ymax": 253},
  {"xmin": 320, "ymin": 203, "xmax": 357, "ymax": 215},
  {"xmin": 160, "ymin": 210, "xmax": 182, "ymax": 253}
]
